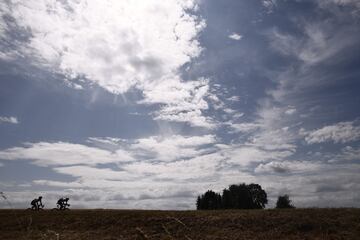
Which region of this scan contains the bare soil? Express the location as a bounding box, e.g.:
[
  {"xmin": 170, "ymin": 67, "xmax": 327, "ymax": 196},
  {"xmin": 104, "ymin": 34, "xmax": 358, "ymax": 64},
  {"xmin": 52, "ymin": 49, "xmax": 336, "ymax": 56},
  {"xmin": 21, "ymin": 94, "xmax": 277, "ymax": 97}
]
[{"xmin": 0, "ymin": 208, "xmax": 359, "ymax": 239}]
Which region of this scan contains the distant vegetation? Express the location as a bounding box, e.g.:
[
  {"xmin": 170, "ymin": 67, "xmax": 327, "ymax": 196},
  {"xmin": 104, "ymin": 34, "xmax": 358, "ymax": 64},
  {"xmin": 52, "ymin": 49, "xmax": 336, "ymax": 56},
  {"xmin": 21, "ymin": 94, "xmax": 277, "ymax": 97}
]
[
  {"xmin": 276, "ymin": 194, "xmax": 295, "ymax": 209},
  {"xmin": 196, "ymin": 183, "xmax": 268, "ymax": 210}
]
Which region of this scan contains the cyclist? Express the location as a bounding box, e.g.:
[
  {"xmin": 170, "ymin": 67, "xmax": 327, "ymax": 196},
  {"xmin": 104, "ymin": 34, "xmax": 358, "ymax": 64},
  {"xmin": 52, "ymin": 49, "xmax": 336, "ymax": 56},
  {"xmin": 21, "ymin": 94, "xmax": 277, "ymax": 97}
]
[
  {"xmin": 57, "ymin": 197, "xmax": 70, "ymax": 210},
  {"xmin": 30, "ymin": 196, "xmax": 43, "ymax": 210}
]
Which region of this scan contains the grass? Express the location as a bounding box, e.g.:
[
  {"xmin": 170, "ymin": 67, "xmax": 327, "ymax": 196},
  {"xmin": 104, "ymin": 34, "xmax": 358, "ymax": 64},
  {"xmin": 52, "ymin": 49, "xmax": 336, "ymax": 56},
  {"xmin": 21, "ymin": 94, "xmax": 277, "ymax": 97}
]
[{"xmin": 0, "ymin": 208, "xmax": 359, "ymax": 239}]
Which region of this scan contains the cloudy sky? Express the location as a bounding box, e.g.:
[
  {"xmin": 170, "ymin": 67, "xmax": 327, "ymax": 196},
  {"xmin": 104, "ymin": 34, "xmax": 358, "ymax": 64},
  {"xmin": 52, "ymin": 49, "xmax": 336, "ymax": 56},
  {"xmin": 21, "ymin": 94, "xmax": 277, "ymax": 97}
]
[{"xmin": 0, "ymin": 0, "xmax": 360, "ymax": 209}]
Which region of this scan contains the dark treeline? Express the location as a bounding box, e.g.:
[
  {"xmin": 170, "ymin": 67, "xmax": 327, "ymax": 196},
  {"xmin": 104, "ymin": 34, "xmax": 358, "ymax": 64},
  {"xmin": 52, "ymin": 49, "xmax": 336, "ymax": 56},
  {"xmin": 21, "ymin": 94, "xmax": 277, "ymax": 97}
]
[{"xmin": 196, "ymin": 183, "xmax": 268, "ymax": 210}]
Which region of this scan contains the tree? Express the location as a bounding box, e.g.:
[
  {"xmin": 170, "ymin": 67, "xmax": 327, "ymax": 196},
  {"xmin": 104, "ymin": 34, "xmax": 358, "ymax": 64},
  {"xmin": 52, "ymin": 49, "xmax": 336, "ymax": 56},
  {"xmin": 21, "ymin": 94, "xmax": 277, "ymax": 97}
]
[
  {"xmin": 196, "ymin": 183, "xmax": 268, "ymax": 210},
  {"xmin": 221, "ymin": 189, "xmax": 232, "ymax": 209},
  {"xmin": 196, "ymin": 196, "xmax": 202, "ymax": 210},
  {"xmin": 226, "ymin": 183, "xmax": 267, "ymax": 209},
  {"xmin": 228, "ymin": 184, "xmax": 252, "ymax": 209},
  {"xmin": 196, "ymin": 190, "xmax": 222, "ymax": 210},
  {"xmin": 248, "ymin": 183, "xmax": 268, "ymax": 209},
  {"xmin": 276, "ymin": 195, "xmax": 295, "ymax": 209}
]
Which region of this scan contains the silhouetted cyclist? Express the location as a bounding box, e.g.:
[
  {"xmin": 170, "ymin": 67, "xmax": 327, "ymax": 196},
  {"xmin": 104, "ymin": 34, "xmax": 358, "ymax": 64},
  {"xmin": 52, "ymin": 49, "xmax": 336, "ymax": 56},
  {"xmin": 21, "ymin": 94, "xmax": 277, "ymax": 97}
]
[
  {"xmin": 57, "ymin": 197, "xmax": 70, "ymax": 210},
  {"xmin": 30, "ymin": 196, "xmax": 44, "ymax": 210}
]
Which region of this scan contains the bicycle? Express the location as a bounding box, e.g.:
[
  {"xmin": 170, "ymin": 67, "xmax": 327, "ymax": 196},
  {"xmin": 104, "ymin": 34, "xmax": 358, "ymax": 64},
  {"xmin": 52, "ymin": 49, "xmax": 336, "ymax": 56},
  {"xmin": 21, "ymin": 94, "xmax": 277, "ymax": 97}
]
[
  {"xmin": 27, "ymin": 204, "xmax": 45, "ymax": 211},
  {"xmin": 52, "ymin": 203, "xmax": 70, "ymax": 211}
]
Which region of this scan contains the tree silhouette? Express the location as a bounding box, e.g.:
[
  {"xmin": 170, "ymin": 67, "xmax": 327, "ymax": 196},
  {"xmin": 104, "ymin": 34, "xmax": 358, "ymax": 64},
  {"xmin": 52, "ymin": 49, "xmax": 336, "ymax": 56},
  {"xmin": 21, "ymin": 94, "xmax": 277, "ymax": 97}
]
[
  {"xmin": 228, "ymin": 184, "xmax": 252, "ymax": 209},
  {"xmin": 221, "ymin": 189, "xmax": 232, "ymax": 209},
  {"xmin": 196, "ymin": 190, "xmax": 222, "ymax": 210},
  {"xmin": 196, "ymin": 183, "xmax": 268, "ymax": 210},
  {"xmin": 248, "ymin": 183, "xmax": 268, "ymax": 209},
  {"xmin": 276, "ymin": 195, "xmax": 295, "ymax": 209}
]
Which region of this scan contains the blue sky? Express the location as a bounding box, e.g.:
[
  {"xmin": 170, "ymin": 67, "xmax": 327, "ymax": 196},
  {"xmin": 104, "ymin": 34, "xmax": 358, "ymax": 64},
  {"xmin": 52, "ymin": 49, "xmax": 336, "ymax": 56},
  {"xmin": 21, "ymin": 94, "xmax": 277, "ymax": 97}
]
[{"xmin": 0, "ymin": 0, "xmax": 360, "ymax": 209}]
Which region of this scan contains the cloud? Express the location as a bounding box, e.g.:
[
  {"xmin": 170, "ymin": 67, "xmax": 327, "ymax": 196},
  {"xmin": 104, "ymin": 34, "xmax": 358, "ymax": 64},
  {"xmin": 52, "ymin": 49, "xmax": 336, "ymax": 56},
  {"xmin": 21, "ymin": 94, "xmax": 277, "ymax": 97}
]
[
  {"xmin": 263, "ymin": 2, "xmax": 360, "ymax": 104},
  {"xmin": 228, "ymin": 122, "xmax": 261, "ymax": 133},
  {"xmin": 285, "ymin": 107, "xmax": 296, "ymax": 115},
  {"xmin": 53, "ymin": 166, "xmax": 135, "ymax": 181},
  {"xmin": 89, "ymin": 134, "xmax": 217, "ymax": 162},
  {"xmin": 268, "ymin": 20, "xmax": 358, "ymax": 66},
  {"xmin": 255, "ymin": 161, "xmax": 322, "ymax": 174},
  {"xmin": 341, "ymin": 146, "xmax": 360, "ymax": 161},
  {"xmin": 227, "ymin": 96, "xmax": 240, "ymax": 102},
  {"xmin": 262, "ymin": 0, "xmax": 277, "ymax": 13},
  {"xmin": 33, "ymin": 180, "xmax": 84, "ymax": 188},
  {"xmin": 0, "ymin": 116, "xmax": 18, "ymax": 124},
  {"xmin": 318, "ymin": 0, "xmax": 360, "ymax": 12},
  {"xmin": 224, "ymin": 103, "xmax": 298, "ymax": 166},
  {"xmin": 335, "ymin": 146, "xmax": 360, "ymax": 162},
  {"xmin": 143, "ymin": 78, "xmax": 215, "ymax": 128},
  {"xmin": 0, "ymin": 134, "xmax": 294, "ymax": 187},
  {"xmin": 0, "ymin": 0, "xmax": 217, "ymax": 128},
  {"xmin": 303, "ymin": 121, "xmax": 360, "ymax": 144},
  {"xmin": 1, "ymin": 0, "xmax": 204, "ymax": 94},
  {"xmin": 0, "ymin": 134, "xmax": 217, "ymax": 167},
  {"xmin": 219, "ymin": 144, "xmax": 294, "ymax": 166},
  {"xmin": 228, "ymin": 32, "xmax": 242, "ymax": 41},
  {"xmin": 132, "ymin": 135, "xmax": 215, "ymax": 160},
  {"xmin": 0, "ymin": 141, "xmax": 134, "ymax": 166},
  {"xmin": 123, "ymin": 152, "xmax": 224, "ymax": 181},
  {"xmin": 255, "ymin": 161, "xmax": 290, "ymax": 174}
]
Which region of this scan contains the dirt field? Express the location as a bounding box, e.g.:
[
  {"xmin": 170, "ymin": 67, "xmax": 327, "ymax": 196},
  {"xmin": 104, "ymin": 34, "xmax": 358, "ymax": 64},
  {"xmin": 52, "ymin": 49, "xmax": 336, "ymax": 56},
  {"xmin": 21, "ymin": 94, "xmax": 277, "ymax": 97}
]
[{"xmin": 0, "ymin": 208, "xmax": 359, "ymax": 239}]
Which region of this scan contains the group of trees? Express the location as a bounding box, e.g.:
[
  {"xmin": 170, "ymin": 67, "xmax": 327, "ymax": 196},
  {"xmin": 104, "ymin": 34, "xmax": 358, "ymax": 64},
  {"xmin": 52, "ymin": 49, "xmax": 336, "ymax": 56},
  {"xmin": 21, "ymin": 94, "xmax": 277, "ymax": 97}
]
[
  {"xmin": 196, "ymin": 183, "xmax": 295, "ymax": 210},
  {"xmin": 196, "ymin": 183, "xmax": 268, "ymax": 210}
]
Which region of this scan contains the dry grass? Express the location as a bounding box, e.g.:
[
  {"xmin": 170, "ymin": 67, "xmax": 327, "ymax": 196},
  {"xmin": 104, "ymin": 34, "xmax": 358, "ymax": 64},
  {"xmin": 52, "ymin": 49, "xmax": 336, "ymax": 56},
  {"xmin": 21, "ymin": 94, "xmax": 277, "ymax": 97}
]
[{"xmin": 0, "ymin": 208, "xmax": 359, "ymax": 239}]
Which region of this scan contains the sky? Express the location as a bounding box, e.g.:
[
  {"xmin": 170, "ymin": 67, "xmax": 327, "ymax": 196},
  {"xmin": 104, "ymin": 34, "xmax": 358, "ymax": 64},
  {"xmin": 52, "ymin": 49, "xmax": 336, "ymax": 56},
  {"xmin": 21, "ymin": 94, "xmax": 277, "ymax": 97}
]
[{"xmin": 0, "ymin": 0, "xmax": 360, "ymax": 210}]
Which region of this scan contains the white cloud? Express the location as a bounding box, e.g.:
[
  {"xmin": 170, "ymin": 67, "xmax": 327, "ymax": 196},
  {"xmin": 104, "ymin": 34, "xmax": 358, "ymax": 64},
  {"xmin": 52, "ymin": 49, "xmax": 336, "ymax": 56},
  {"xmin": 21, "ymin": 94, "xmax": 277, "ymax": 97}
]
[
  {"xmin": 0, "ymin": 134, "xmax": 216, "ymax": 167},
  {"xmin": 318, "ymin": 0, "xmax": 360, "ymax": 11},
  {"xmin": 268, "ymin": 22, "xmax": 357, "ymax": 66},
  {"xmin": 262, "ymin": 0, "xmax": 277, "ymax": 13},
  {"xmin": 130, "ymin": 134, "xmax": 216, "ymax": 162},
  {"xmin": 0, "ymin": 141, "xmax": 134, "ymax": 166},
  {"xmin": 255, "ymin": 161, "xmax": 322, "ymax": 174},
  {"xmin": 143, "ymin": 78, "xmax": 215, "ymax": 128},
  {"xmin": 220, "ymin": 144, "xmax": 294, "ymax": 166},
  {"xmin": 303, "ymin": 121, "xmax": 360, "ymax": 144},
  {"xmin": 123, "ymin": 152, "xmax": 224, "ymax": 181},
  {"xmin": 0, "ymin": 0, "xmax": 216, "ymax": 128},
  {"xmin": 53, "ymin": 166, "xmax": 135, "ymax": 181},
  {"xmin": 223, "ymin": 101, "xmax": 298, "ymax": 165},
  {"xmin": 227, "ymin": 96, "xmax": 240, "ymax": 102},
  {"xmin": 342, "ymin": 146, "xmax": 360, "ymax": 160},
  {"xmin": 33, "ymin": 180, "xmax": 84, "ymax": 188},
  {"xmin": 255, "ymin": 161, "xmax": 290, "ymax": 173},
  {"xmin": 228, "ymin": 122, "xmax": 261, "ymax": 133},
  {"xmin": 336, "ymin": 146, "xmax": 360, "ymax": 161},
  {"xmin": 1, "ymin": 0, "xmax": 204, "ymax": 94},
  {"xmin": 285, "ymin": 107, "xmax": 296, "ymax": 115},
  {"xmin": 228, "ymin": 32, "xmax": 242, "ymax": 41},
  {"xmin": 245, "ymin": 104, "xmax": 298, "ymax": 152},
  {"xmin": 0, "ymin": 116, "xmax": 19, "ymax": 124}
]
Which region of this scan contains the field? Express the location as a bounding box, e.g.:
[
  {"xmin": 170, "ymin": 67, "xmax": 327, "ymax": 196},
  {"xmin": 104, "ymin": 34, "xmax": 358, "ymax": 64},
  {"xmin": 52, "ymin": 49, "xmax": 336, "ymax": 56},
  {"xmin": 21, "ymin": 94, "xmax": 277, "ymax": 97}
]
[{"xmin": 0, "ymin": 208, "xmax": 359, "ymax": 239}]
